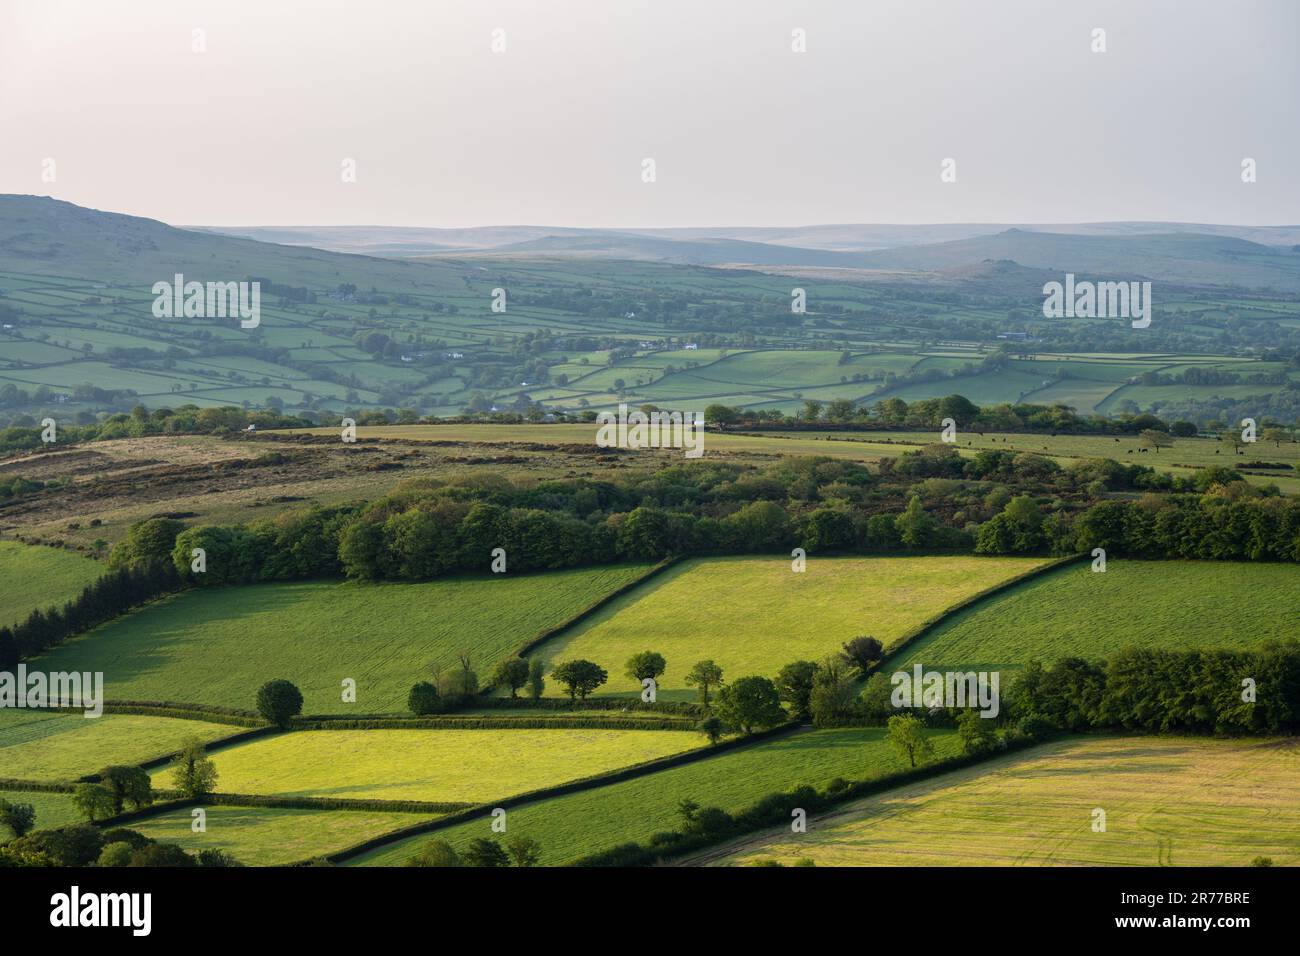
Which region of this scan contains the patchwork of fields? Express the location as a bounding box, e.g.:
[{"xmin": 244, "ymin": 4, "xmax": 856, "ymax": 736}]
[
  {"xmin": 1, "ymin": 536, "xmax": 1296, "ymax": 869},
  {"xmin": 891, "ymin": 560, "xmax": 1300, "ymax": 675},
  {"xmin": 697, "ymin": 737, "xmax": 1300, "ymax": 867},
  {"xmin": 348, "ymin": 727, "xmax": 963, "ymax": 867},
  {"xmin": 31, "ymin": 564, "xmax": 654, "ymax": 714},
  {"xmin": 0, "ymin": 710, "xmax": 237, "ymax": 782},
  {"xmin": 150, "ymin": 728, "xmax": 703, "ymax": 804},
  {"xmin": 532, "ymin": 555, "xmax": 1053, "ymax": 699}
]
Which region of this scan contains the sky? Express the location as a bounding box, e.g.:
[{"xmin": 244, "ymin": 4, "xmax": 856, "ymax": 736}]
[{"xmin": 1, "ymin": 0, "xmax": 1297, "ymax": 228}]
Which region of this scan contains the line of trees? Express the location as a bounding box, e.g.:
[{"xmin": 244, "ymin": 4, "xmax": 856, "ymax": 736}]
[{"xmin": 0, "ymin": 559, "xmax": 180, "ymax": 665}]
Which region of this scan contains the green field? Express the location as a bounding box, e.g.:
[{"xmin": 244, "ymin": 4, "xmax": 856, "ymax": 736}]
[
  {"xmin": 153, "ymin": 728, "xmax": 701, "ymax": 803},
  {"xmin": 701, "ymin": 736, "xmax": 1300, "ymax": 867},
  {"xmin": 0, "ymin": 789, "xmax": 84, "ymax": 837},
  {"xmin": 533, "ymin": 555, "xmax": 1052, "ymax": 699},
  {"xmin": 348, "ymin": 726, "xmax": 961, "ymax": 866},
  {"xmin": 0, "ymin": 711, "xmax": 235, "ymax": 782},
  {"xmin": 892, "ymin": 560, "xmax": 1300, "ymax": 675},
  {"xmin": 0, "ymin": 540, "xmax": 104, "ymax": 629},
  {"xmin": 32, "ymin": 565, "xmax": 652, "ymax": 714},
  {"xmin": 129, "ymin": 804, "xmax": 439, "ymax": 866}
]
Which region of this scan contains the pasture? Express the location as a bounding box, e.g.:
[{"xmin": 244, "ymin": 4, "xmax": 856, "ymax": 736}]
[
  {"xmin": 891, "ymin": 560, "xmax": 1300, "ymax": 675},
  {"xmin": 701, "ymin": 736, "xmax": 1300, "ymax": 867},
  {"xmin": 32, "ymin": 564, "xmax": 653, "ymax": 713},
  {"xmin": 0, "ymin": 540, "xmax": 103, "ymax": 629},
  {"xmin": 154, "ymin": 727, "xmax": 702, "ymax": 803},
  {"xmin": 128, "ymin": 804, "xmax": 441, "ymax": 866},
  {"xmin": 0, "ymin": 789, "xmax": 84, "ymax": 837},
  {"xmin": 348, "ymin": 726, "xmax": 962, "ymax": 866},
  {"xmin": 0, "ymin": 710, "xmax": 235, "ymax": 782},
  {"xmin": 532, "ymin": 555, "xmax": 1053, "ymax": 699}
]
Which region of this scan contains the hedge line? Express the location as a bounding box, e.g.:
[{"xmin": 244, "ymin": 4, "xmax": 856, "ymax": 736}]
[
  {"xmin": 461, "ymin": 696, "xmax": 702, "ymax": 717},
  {"xmin": 292, "ymin": 716, "xmax": 696, "ymax": 731},
  {"xmin": 102, "ymin": 700, "xmax": 267, "ymax": 727},
  {"xmin": 296, "ymin": 721, "xmax": 803, "ymax": 865},
  {"xmin": 0, "ymin": 779, "xmax": 77, "ymax": 795},
  {"xmin": 872, "ymin": 551, "xmax": 1087, "ymax": 672},
  {"xmin": 508, "ymin": 555, "xmax": 682, "ymax": 659},
  {"xmin": 571, "ymin": 734, "xmax": 1050, "ymax": 866}
]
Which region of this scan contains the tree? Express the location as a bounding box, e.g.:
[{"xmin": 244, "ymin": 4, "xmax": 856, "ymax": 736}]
[
  {"xmin": 1139, "ymin": 429, "xmax": 1173, "ymax": 454},
  {"xmin": 170, "ymin": 737, "xmax": 218, "ymax": 798},
  {"xmin": 809, "ymin": 657, "xmax": 857, "ymax": 726},
  {"xmin": 256, "ymin": 679, "xmax": 304, "ymax": 728},
  {"xmin": 684, "ymin": 660, "xmax": 724, "ymax": 706},
  {"xmin": 97, "ymin": 842, "xmax": 135, "ymax": 867},
  {"xmin": 526, "ymin": 658, "xmax": 546, "ymax": 700},
  {"xmin": 713, "ymin": 676, "xmax": 785, "ymax": 734},
  {"xmin": 895, "ymin": 496, "xmax": 936, "ymax": 549},
  {"xmin": 506, "ymin": 834, "xmax": 542, "ymax": 867},
  {"xmin": 840, "ymin": 636, "xmax": 883, "ymax": 676},
  {"xmin": 550, "ymin": 660, "xmax": 608, "ymax": 702},
  {"xmin": 492, "ymin": 658, "xmax": 530, "ymax": 698},
  {"xmin": 774, "ymin": 661, "xmax": 818, "ymax": 719},
  {"xmin": 98, "ymin": 766, "xmax": 153, "ymax": 815},
  {"xmin": 886, "ymin": 714, "xmax": 934, "ymax": 768},
  {"xmin": 408, "ymin": 681, "xmax": 441, "ymax": 715},
  {"xmin": 462, "ymin": 837, "xmax": 510, "ymax": 867},
  {"xmin": 406, "ymin": 839, "xmax": 461, "ymax": 867},
  {"xmin": 956, "ymin": 709, "xmax": 997, "ymax": 755},
  {"xmin": 72, "ymin": 783, "xmax": 117, "ymax": 822},
  {"xmin": 0, "ymin": 797, "xmax": 36, "ymax": 838},
  {"xmin": 624, "ymin": 650, "xmax": 666, "ymax": 688},
  {"xmin": 698, "ymin": 715, "xmax": 724, "ymax": 745}
]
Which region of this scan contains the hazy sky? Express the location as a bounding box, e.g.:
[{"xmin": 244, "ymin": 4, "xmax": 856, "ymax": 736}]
[{"xmin": 2, "ymin": 0, "xmax": 1297, "ymax": 228}]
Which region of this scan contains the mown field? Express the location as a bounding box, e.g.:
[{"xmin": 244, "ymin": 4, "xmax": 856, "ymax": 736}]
[
  {"xmin": 153, "ymin": 728, "xmax": 702, "ymax": 803},
  {"xmin": 348, "ymin": 726, "xmax": 962, "ymax": 866},
  {"xmin": 0, "ymin": 540, "xmax": 103, "ymax": 629},
  {"xmin": 0, "ymin": 710, "xmax": 236, "ymax": 782},
  {"xmin": 129, "ymin": 804, "xmax": 440, "ymax": 866},
  {"xmin": 892, "ymin": 560, "xmax": 1300, "ymax": 675},
  {"xmin": 701, "ymin": 736, "xmax": 1300, "ymax": 867},
  {"xmin": 533, "ymin": 555, "xmax": 1053, "ymax": 700},
  {"xmin": 0, "ymin": 789, "xmax": 84, "ymax": 838},
  {"xmin": 32, "ymin": 564, "xmax": 653, "ymax": 714}
]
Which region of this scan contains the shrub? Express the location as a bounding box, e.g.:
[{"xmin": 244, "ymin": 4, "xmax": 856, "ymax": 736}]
[
  {"xmin": 256, "ymin": 679, "xmax": 304, "ymax": 728},
  {"xmin": 407, "ymin": 681, "xmax": 441, "ymax": 716}
]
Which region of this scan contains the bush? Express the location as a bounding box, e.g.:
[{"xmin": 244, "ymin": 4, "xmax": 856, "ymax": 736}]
[
  {"xmin": 406, "ymin": 839, "xmax": 461, "ymax": 867},
  {"xmin": 407, "ymin": 681, "xmax": 441, "ymax": 716},
  {"xmin": 255, "ymin": 679, "xmax": 304, "ymax": 728}
]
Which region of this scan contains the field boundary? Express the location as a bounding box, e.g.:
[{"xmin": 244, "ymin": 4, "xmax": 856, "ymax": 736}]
[
  {"xmin": 508, "ymin": 555, "xmax": 684, "ymax": 661},
  {"xmin": 290, "ymin": 715, "xmax": 696, "ymax": 731},
  {"xmin": 295, "ymin": 721, "xmax": 803, "ymax": 865},
  {"xmin": 875, "ymin": 552, "xmax": 1088, "ymax": 670}
]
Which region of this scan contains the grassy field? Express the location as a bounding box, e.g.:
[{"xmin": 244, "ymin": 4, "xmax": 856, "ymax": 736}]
[
  {"xmin": 0, "ymin": 711, "xmax": 235, "ymax": 782},
  {"xmin": 0, "ymin": 540, "xmax": 103, "ymax": 629},
  {"xmin": 892, "ymin": 560, "xmax": 1300, "ymax": 675},
  {"xmin": 152, "ymin": 728, "xmax": 702, "ymax": 803},
  {"xmin": 699, "ymin": 736, "xmax": 1300, "ymax": 867},
  {"xmin": 532, "ymin": 555, "xmax": 1053, "ymax": 700},
  {"xmin": 128, "ymin": 804, "xmax": 440, "ymax": 866},
  {"xmin": 348, "ymin": 726, "xmax": 962, "ymax": 866},
  {"xmin": 32, "ymin": 564, "xmax": 652, "ymax": 714},
  {"xmin": 0, "ymin": 789, "xmax": 84, "ymax": 837}
]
